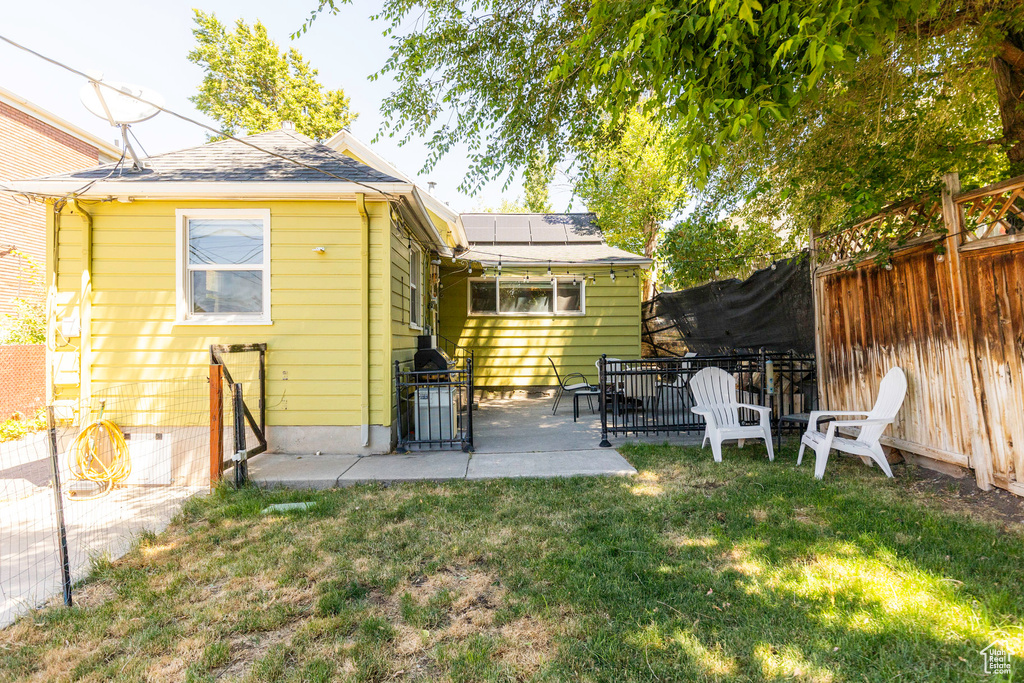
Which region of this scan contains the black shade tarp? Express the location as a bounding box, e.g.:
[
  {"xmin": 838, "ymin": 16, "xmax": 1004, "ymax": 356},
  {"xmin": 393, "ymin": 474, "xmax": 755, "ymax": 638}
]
[{"xmin": 643, "ymin": 254, "xmax": 814, "ymax": 356}]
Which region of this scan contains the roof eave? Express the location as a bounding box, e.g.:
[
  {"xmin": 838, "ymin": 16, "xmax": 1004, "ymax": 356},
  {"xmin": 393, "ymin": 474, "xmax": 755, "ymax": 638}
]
[
  {"xmin": 2, "ymin": 179, "xmax": 417, "ymax": 199},
  {"xmin": 0, "ymin": 87, "xmax": 121, "ymax": 160}
]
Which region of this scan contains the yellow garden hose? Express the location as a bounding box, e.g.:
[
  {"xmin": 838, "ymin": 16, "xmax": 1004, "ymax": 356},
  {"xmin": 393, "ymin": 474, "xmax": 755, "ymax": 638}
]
[{"xmin": 67, "ymin": 418, "xmax": 131, "ymax": 498}]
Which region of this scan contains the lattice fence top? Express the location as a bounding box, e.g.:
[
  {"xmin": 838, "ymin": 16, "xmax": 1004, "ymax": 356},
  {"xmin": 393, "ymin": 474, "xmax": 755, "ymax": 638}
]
[
  {"xmin": 817, "ymin": 199, "xmax": 942, "ymax": 263},
  {"xmin": 958, "ymin": 178, "xmax": 1024, "ymax": 242}
]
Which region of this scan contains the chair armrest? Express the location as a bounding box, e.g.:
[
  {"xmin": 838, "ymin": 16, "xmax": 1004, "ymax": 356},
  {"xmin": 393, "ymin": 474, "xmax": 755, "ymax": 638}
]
[
  {"xmin": 735, "ymin": 403, "xmax": 771, "ymax": 415},
  {"xmin": 690, "ymin": 406, "xmax": 712, "ymax": 416},
  {"xmin": 562, "ymin": 372, "xmax": 591, "ymax": 387},
  {"xmin": 829, "ymin": 418, "xmax": 893, "ymax": 429},
  {"xmin": 807, "ymin": 410, "xmax": 871, "ymax": 429}
]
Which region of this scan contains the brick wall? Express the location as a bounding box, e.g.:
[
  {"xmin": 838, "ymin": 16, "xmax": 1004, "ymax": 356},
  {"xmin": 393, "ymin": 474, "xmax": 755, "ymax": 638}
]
[
  {"xmin": 0, "ymin": 344, "xmax": 45, "ymax": 418},
  {"xmin": 0, "ymin": 100, "xmax": 105, "ymax": 317}
]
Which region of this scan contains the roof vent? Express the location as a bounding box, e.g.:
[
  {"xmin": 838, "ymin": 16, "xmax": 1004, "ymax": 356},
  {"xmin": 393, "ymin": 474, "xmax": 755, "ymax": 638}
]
[
  {"xmin": 427, "ymin": 181, "xmax": 437, "ymax": 193},
  {"xmin": 281, "ymin": 120, "xmax": 295, "ymax": 131}
]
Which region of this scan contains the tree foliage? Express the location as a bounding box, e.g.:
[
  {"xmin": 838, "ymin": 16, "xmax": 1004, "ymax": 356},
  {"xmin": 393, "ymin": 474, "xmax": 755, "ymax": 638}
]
[
  {"xmin": 190, "ymin": 10, "xmax": 356, "ymax": 141},
  {"xmin": 523, "ymin": 154, "xmax": 553, "ymax": 213},
  {"xmin": 303, "ymin": 0, "xmax": 1024, "ymax": 257}
]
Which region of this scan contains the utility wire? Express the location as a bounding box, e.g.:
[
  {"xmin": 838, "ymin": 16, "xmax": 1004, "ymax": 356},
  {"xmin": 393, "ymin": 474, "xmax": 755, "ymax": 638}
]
[{"xmin": 0, "ymin": 33, "xmax": 400, "ymax": 201}]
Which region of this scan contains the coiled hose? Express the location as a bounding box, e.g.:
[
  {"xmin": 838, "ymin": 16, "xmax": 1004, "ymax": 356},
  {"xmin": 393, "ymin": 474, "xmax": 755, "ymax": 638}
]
[{"xmin": 67, "ymin": 419, "xmax": 131, "ymax": 499}]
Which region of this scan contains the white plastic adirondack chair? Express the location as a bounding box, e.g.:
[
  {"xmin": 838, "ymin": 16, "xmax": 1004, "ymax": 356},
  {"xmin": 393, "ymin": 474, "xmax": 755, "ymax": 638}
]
[
  {"xmin": 689, "ymin": 367, "xmax": 774, "ymax": 463},
  {"xmin": 797, "ymin": 367, "xmax": 907, "ymax": 479}
]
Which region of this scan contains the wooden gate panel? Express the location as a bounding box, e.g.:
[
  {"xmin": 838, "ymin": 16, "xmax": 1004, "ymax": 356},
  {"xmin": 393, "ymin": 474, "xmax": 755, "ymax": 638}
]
[{"xmin": 961, "ymin": 243, "xmax": 1024, "ymax": 493}]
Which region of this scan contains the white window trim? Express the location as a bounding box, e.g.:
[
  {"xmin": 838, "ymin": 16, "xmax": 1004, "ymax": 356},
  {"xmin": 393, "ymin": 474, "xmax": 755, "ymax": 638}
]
[
  {"xmin": 467, "ymin": 276, "xmax": 586, "ymax": 317},
  {"xmin": 175, "ymin": 208, "xmax": 273, "ymax": 326},
  {"xmin": 409, "ymin": 242, "xmax": 423, "ymax": 330}
]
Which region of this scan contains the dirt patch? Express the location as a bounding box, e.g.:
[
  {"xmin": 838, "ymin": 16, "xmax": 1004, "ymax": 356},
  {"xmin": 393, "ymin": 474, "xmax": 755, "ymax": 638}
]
[
  {"xmin": 905, "ymin": 466, "xmax": 1024, "ymax": 530},
  {"xmin": 210, "ymin": 620, "xmax": 303, "ymax": 681},
  {"xmin": 387, "ymin": 566, "xmax": 557, "ymax": 676}
]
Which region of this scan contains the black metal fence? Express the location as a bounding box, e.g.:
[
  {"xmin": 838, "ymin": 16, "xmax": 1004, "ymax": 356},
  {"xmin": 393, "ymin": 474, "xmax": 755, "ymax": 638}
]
[
  {"xmin": 394, "ymin": 358, "xmax": 474, "ymax": 453},
  {"xmin": 598, "ymin": 352, "xmax": 816, "ymax": 446}
]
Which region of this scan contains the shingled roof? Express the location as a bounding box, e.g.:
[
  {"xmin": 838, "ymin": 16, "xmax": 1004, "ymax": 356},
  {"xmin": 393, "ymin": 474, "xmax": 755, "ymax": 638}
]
[
  {"xmin": 459, "ymin": 212, "xmax": 652, "ymax": 266},
  {"xmin": 24, "ymin": 129, "xmax": 401, "ymax": 184}
]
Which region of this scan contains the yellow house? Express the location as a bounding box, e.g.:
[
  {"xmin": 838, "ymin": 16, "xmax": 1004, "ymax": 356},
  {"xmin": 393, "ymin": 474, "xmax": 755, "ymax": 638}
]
[{"xmin": 10, "ymin": 127, "xmax": 651, "ymax": 455}]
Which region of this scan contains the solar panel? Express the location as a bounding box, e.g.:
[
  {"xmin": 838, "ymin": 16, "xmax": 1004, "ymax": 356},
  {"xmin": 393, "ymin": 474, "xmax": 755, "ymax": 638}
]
[
  {"xmin": 493, "ymin": 214, "xmax": 531, "ymax": 243},
  {"xmin": 528, "ymin": 220, "xmax": 568, "ymax": 243},
  {"xmin": 464, "ymin": 222, "xmax": 495, "ymax": 244},
  {"xmin": 564, "ymin": 213, "xmax": 603, "ymax": 242}
]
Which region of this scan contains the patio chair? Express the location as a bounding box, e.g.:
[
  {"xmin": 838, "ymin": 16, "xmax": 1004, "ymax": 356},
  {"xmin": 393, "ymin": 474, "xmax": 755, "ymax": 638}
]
[
  {"xmin": 797, "ymin": 367, "xmax": 907, "ymax": 479},
  {"xmin": 548, "ymin": 357, "xmax": 596, "ymax": 415},
  {"xmin": 653, "ymin": 352, "xmax": 698, "ymax": 414},
  {"xmin": 689, "ymin": 366, "xmax": 774, "ymax": 463}
]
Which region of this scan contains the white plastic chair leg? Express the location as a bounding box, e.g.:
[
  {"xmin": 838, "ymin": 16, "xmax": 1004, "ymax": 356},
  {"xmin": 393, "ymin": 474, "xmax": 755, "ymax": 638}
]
[
  {"xmin": 762, "ymin": 425, "xmax": 775, "ymax": 461},
  {"xmin": 870, "ymin": 445, "xmax": 894, "ymax": 478},
  {"xmin": 797, "ymin": 442, "xmax": 807, "ymax": 466},
  {"xmin": 813, "ymin": 444, "xmax": 831, "ymax": 479},
  {"xmin": 710, "ymin": 435, "xmax": 723, "ymax": 462}
]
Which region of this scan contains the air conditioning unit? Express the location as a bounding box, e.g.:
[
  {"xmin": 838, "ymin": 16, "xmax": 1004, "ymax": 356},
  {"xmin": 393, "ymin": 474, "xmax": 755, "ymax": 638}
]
[{"xmin": 414, "ymin": 386, "xmax": 455, "ymax": 442}]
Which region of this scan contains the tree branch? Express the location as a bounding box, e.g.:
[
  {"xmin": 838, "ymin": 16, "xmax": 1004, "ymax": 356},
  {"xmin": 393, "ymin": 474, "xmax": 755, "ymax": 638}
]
[{"xmin": 998, "ymin": 40, "xmax": 1024, "ymax": 72}]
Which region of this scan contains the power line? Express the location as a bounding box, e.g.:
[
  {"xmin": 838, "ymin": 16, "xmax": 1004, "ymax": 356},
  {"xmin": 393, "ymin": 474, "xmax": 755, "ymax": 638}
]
[{"xmin": 0, "ymin": 33, "xmax": 400, "ymax": 201}]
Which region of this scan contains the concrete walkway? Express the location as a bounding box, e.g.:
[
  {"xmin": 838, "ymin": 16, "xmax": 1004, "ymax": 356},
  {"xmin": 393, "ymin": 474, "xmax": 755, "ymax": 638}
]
[{"xmin": 250, "ymin": 394, "xmax": 701, "ymax": 489}]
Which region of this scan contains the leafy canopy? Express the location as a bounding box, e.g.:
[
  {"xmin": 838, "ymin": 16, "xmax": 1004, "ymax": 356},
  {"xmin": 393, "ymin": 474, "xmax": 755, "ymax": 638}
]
[
  {"xmin": 576, "ymin": 109, "xmax": 687, "ymax": 260},
  {"xmin": 301, "ymin": 0, "xmax": 1021, "ymax": 187},
  {"xmin": 189, "ymin": 10, "xmax": 356, "ymax": 141}
]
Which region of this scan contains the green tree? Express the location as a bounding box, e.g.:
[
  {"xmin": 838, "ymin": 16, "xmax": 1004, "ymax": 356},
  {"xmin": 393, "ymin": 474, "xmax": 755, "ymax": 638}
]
[
  {"xmin": 303, "ymin": 0, "xmax": 1023, "ymax": 259},
  {"xmin": 523, "ymin": 153, "xmax": 553, "ymax": 213},
  {"xmin": 576, "ymin": 109, "xmax": 688, "ymax": 297},
  {"xmin": 190, "ymin": 10, "xmax": 356, "ymax": 141},
  {"xmin": 0, "ymin": 251, "xmax": 45, "ymax": 345}
]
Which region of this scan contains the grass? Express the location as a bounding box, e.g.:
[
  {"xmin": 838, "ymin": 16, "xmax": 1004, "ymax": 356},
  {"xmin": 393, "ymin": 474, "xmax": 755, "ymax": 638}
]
[{"xmin": 2, "ymin": 442, "xmax": 1022, "ymax": 682}]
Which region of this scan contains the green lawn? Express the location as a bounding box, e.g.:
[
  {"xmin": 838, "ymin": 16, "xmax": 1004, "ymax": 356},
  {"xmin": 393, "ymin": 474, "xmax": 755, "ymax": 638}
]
[{"xmin": 2, "ymin": 443, "xmax": 1022, "ymax": 682}]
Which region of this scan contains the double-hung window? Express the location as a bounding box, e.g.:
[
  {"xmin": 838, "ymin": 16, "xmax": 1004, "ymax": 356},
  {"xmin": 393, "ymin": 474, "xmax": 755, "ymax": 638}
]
[
  {"xmin": 176, "ymin": 209, "xmax": 271, "ymax": 325},
  {"xmin": 409, "ymin": 243, "xmax": 423, "ymax": 328},
  {"xmin": 468, "ymin": 277, "xmax": 585, "ymax": 316}
]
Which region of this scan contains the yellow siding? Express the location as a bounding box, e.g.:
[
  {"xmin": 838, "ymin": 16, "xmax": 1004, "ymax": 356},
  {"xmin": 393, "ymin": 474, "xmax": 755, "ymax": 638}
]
[
  {"xmin": 52, "ymin": 199, "xmax": 393, "ymax": 427},
  {"xmin": 439, "ymin": 267, "xmax": 643, "ymax": 387}
]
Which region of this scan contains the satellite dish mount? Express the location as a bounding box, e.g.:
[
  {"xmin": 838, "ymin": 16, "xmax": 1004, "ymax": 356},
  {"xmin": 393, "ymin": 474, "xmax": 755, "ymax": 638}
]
[{"xmin": 80, "ymin": 76, "xmax": 164, "ymax": 171}]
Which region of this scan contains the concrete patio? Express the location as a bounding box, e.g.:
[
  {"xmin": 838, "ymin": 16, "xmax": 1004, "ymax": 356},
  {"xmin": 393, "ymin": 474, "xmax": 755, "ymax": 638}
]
[{"xmin": 249, "ymin": 393, "xmax": 704, "ymax": 489}]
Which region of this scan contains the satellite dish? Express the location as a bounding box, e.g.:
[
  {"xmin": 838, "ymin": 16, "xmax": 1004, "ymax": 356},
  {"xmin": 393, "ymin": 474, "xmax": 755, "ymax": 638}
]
[
  {"xmin": 80, "ymin": 78, "xmax": 164, "ymax": 124},
  {"xmin": 79, "ymin": 76, "xmax": 164, "ymax": 170}
]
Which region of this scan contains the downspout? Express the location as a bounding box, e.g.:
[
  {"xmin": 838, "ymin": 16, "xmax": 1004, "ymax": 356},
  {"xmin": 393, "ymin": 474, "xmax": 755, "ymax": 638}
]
[
  {"xmin": 356, "ymin": 194, "xmax": 371, "ymax": 447},
  {"xmin": 45, "ymin": 202, "xmax": 61, "ymax": 405},
  {"xmin": 72, "ymin": 199, "xmax": 93, "ymax": 418}
]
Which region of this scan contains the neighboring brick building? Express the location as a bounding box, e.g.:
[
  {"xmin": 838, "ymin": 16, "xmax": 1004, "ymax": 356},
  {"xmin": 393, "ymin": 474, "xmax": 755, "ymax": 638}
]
[{"xmin": 0, "ymin": 87, "xmax": 119, "ymax": 317}]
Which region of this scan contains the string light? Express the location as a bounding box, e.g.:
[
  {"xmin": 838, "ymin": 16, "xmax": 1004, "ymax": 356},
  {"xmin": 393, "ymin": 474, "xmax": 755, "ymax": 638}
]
[
  {"xmin": 714, "ymin": 266, "xmax": 720, "ymax": 278},
  {"xmin": 610, "ymin": 267, "xmax": 616, "ymax": 282},
  {"xmin": 770, "ymin": 262, "xmax": 777, "ymax": 271},
  {"xmin": 884, "ymin": 262, "xmax": 893, "ymax": 271},
  {"xmin": 547, "ymin": 261, "xmax": 552, "ymax": 276}
]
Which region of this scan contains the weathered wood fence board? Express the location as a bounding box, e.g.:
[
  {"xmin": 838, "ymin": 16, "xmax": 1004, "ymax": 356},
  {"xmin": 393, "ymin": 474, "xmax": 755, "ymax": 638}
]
[{"xmin": 815, "ymin": 173, "xmax": 1024, "ymax": 496}]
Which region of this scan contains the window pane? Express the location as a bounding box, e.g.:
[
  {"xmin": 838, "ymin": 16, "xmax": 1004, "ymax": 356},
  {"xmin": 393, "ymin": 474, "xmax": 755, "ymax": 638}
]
[
  {"xmin": 556, "ymin": 281, "xmax": 583, "ymax": 313},
  {"xmin": 191, "ymin": 270, "xmax": 263, "ymax": 314},
  {"xmin": 499, "ymin": 281, "xmax": 552, "ymax": 313},
  {"xmin": 470, "ymin": 281, "xmax": 497, "ymax": 314},
  {"xmin": 189, "ymin": 218, "xmax": 263, "ymax": 265}
]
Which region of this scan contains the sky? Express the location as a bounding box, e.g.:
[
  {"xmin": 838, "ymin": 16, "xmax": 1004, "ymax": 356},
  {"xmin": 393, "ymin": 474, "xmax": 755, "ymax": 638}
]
[{"xmin": 0, "ymin": 0, "xmax": 577, "ymax": 212}]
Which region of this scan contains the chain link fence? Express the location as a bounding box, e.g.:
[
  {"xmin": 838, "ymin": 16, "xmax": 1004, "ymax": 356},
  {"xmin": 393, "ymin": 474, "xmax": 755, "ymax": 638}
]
[{"xmin": 0, "ymin": 377, "xmax": 210, "ymax": 627}]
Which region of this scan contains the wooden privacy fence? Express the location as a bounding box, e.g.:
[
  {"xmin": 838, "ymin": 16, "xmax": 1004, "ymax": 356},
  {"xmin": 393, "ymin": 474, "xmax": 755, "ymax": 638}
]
[{"xmin": 814, "ymin": 172, "xmax": 1024, "ymax": 495}]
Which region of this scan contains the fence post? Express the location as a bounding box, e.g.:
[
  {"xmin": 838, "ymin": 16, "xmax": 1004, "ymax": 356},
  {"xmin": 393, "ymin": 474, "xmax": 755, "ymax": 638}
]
[
  {"xmin": 599, "ymin": 354, "xmax": 611, "ymax": 448},
  {"xmin": 209, "ymin": 363, "xmax": 223, "ymax": 488},
  {"xmin": 45, "ymin": 406, "xmax": 72, "ymax": 607},
  {"xmin": 942, "ymin": 171, "xmax": 992, "ymax": 491},
  {"xmin": 232, "ymin": 383, "xmax": 247, "ymax": 487},
  {"xmin": 394, "ymin": 361, "xmax": 408, "ymax": 454},
  {"xmin": 465, "ymin": 356, "xmax": 474, "ymax": 453}
]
